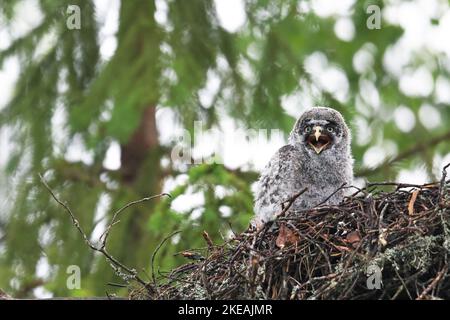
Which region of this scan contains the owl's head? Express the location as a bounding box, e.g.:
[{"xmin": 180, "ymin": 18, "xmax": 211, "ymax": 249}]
[{"xmin": 289, "ymin": 107, "xmax": 351, "ymax": 155}]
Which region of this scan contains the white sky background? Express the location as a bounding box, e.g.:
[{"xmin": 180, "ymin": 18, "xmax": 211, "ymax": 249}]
[{"xmin": 2, "ymin": 0, "xmax": 450, "ymax": 298}]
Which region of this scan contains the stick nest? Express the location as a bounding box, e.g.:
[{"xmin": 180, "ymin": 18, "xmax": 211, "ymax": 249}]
[{"xmin": 132, "ymin": 171, "xmax": 450, "ymax": 300}]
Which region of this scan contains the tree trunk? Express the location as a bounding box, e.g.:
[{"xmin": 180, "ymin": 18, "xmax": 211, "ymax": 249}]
[
  {"xmin": 120, "ymin": 106, "xmax": 159, "ymax": 184},
  {"xmin": 103, "ymin": 0, "xmax": 164, "ymax": 274}
]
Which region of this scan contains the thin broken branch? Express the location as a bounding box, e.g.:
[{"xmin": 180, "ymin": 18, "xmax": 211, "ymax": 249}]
[{"xmin": 39, "ymin": 173, "xmax": 169, "ymax": 287}]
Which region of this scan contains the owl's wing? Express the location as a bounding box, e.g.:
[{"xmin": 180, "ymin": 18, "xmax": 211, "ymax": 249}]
[{"xmin": 253, "ymin": 144, "xmax": 303, "ymax": 224}]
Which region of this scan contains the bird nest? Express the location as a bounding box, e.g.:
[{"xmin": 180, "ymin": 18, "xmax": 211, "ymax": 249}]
[{"xmin": 131, "ymin": 166, "xmax": 450, "ymax": 300}]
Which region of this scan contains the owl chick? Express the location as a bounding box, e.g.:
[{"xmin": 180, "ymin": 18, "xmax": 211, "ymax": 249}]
[{"xmin": 253, "ymin": 107, "xmax": 353, "ymax": 225}]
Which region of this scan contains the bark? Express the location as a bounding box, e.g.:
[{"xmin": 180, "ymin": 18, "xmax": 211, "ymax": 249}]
[
  {"xmin": 117, "ymin": 105, "xmax": 164, "ymax": 269},
  {"xmin": 120, "ymin": 106, "xmax": 158, "ymax": 184}
]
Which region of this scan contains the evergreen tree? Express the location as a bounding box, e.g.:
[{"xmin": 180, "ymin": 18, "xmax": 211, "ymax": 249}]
[{"xmin": 0, "ymin": 0, "xmax": 449, "ymax": 297}]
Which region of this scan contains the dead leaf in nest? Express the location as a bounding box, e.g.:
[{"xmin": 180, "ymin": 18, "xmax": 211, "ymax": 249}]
[
  {"xmin": 345, "ymin": 231, "xmax": 361, "ymax": 248},
  {"xmin": 276, "ymin": 223, "xmax": 299, "ymax": 249},
  {"xmin": 408, "ymin": 190, "xmax": 420, "ymax": 215},
  {"xmin": 251, "ymin": 255, "xmax": 259, "ymax": 266}
]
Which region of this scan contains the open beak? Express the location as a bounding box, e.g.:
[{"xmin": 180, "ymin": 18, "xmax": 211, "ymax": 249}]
[{"xmin": 307, "ymin": 126, "xmax": 331, "ymax": 154}]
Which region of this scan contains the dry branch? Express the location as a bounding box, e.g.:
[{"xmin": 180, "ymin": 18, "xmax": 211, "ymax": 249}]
[{"xmin": 39, "ymin": 173, "xmax": 170, "ymax": 287}]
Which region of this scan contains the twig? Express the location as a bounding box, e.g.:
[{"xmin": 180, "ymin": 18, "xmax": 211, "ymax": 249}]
[
  {"xmin": 39, "ymin": 173, "xmax": 158, "ymax": 286},
  {"xmin": 39, "ymin": 173, "xmax": 98, "ymax": 252},
  {"xmin": 439, "ymin": 163, "xmax": 450, "ymax": 203},
  {"xmin": 278, "ymin": 188, "xmax": 308, "ymax": 218},
  {"xmin": 100, "ymin": 193, "xmax": 171, "ymax": 249},
  {"xmin": 202, "ymin": 231, "xmax": 214, "ymax": 249},
  {"xmin": 315, "ymin": 183, "xmax": 347, "ymax": 207},
  {"xmin": 107, "ymin": 282, "xmax": 128, "ymax": 288},
  {"xmin": 366, "ymin": 182, "xmax": 429, "ymax": 189},
  {"xmin": 416, "ymin": 265, "xmax": 448, "ymax": 300},
  {"xmin": 150, "ymin": 230, "xmax": 181, "ymax": 289}
]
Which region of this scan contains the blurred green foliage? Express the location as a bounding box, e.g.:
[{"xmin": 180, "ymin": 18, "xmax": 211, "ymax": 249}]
[{"xmin": 0, "ymin": 0, "xmax": 449, "ymax": 297}]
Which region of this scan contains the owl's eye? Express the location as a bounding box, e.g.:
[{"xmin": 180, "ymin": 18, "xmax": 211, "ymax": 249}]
[
  {"xmin": 304, "ymin": 126, "xmax": 312, "ymax": 133},
  {"xmin": 326, "ymin": 126, "xmax": 334, "ymax": 133}
]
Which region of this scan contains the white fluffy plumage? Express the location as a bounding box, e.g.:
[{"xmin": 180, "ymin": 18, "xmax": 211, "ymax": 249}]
[{"xmin": 253, "ymin": 107, "xmax": 354, "ymax": 225}]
